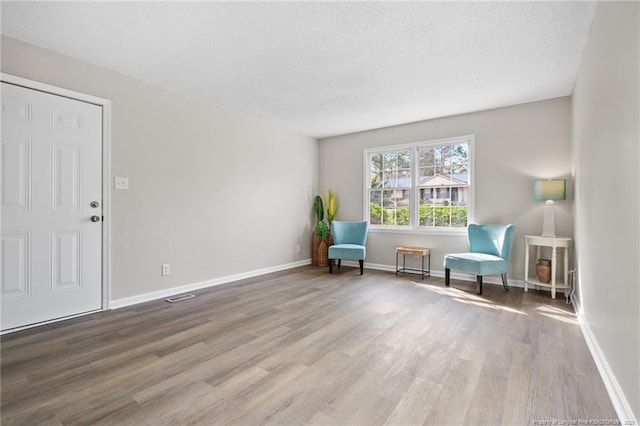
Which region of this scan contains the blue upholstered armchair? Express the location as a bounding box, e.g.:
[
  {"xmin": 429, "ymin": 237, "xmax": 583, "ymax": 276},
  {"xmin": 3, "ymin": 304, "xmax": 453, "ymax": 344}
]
[
  {"xmin": 328, "ymin": 221, "xmax": 368, "ymax": 275},
  {"xmin": 444, "ymin": 223, "xmax": 515, "ymax": 295}
]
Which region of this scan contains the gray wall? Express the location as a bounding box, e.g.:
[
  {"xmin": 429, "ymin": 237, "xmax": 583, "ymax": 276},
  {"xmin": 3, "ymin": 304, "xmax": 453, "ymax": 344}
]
[
  {"xmin": 572, "ymin": 2, "xmax": 639, "ymax": 419},
  {"xmin": 319, "ymin": 98, "xmax": 573, "ymax": 282},
  {"xmin": 1, "ymin": 36, "xmax": 319, "ymax": 301}
]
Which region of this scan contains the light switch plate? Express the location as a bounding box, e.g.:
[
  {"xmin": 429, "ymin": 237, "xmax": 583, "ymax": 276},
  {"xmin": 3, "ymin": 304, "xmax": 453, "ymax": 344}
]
[{"xmin": 114, "ymin": 176, "xmax": 129, "ymax": 190}]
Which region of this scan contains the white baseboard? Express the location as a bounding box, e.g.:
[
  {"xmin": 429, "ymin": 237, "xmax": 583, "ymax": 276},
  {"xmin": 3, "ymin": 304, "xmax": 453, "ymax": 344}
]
[
  {"xmin": 109, "ymin": 259, "xmax": 311, "ymax": 309},
  {"xmin": 574, "ymin": 300, "xmax": 638, "ymax": 425}
]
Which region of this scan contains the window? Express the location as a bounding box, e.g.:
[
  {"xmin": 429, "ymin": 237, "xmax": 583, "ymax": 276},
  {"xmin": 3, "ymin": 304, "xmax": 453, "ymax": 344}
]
[{"xmin": 365, "ymin": 136, "xmax": 473, "ymax": 232}]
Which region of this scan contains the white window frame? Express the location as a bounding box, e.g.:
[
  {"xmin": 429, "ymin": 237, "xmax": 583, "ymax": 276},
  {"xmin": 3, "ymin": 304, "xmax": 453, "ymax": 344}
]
[{"xmin": 363, "ymin": 135, "xmax": 474, "ymax": 235}]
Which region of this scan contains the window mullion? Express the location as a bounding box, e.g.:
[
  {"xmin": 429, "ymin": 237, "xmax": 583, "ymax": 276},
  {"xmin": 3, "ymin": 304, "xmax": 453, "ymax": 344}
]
[{"xmin": 410, "ymin": 145, "xmax": 418, "ymax": 228}]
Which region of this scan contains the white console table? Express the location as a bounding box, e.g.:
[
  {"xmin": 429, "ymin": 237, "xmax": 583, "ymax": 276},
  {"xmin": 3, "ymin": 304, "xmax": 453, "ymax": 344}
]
[{"xmin": 523, "ymin": 235, "xmax": 572, "ymax": 301}]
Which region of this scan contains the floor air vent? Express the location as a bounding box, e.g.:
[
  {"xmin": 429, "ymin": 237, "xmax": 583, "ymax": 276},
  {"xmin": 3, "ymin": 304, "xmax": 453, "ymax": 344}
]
[{"xmin": 165, "ymin": 294, "xmax": 196, "ymax": 303}]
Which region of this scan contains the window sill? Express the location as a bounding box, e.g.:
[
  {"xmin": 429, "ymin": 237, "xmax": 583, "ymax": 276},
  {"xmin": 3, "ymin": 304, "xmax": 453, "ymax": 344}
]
[{"xmin": 369, "ymin": 226, "xmax": 467, "ymax": 236}]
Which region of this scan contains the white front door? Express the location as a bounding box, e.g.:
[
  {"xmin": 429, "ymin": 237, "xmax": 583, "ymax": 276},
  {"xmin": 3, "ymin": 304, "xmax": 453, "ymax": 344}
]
[{"xmin": 1, "ymin": 82, "xmax": 103, "ymax": 331}]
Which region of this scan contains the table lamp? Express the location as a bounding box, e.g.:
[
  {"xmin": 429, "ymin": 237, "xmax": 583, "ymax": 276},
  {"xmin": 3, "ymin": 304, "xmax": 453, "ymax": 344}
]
[{"xmin": 534, "ymin": 179, "xmax": 566, "ymax": 237}]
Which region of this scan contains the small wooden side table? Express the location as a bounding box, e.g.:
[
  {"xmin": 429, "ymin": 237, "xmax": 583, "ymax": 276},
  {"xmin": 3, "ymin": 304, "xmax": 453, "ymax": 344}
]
[
  {"xmin": 396, "ymin": 246, "xmax": 430, "ymax": 280},
  {"xmin": 523, "ymin": 235, "xmax": 572, "ymax": 301}
]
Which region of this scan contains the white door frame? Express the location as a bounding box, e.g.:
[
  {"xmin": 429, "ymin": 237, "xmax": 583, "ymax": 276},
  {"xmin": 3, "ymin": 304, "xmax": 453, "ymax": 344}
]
[{"xmin": 1, "ymin": 73, "xmax": 112, "ymax": 322}]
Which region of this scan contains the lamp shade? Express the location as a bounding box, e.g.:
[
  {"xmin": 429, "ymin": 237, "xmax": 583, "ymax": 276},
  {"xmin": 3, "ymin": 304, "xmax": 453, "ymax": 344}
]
[{"xmin": 534, "ymin": 179, "xmax": 566, "ymax": 201}]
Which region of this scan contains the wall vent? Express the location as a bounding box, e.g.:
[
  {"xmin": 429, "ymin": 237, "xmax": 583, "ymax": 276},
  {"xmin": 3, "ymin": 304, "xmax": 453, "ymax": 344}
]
[{"xmin": 165, "ymin": 293, "xmax": 195, "ymax": 303}]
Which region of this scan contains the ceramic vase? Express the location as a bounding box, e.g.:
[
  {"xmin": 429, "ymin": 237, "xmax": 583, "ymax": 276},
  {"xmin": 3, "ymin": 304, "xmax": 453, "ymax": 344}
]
[{"xmin": 536, "ymin": 259, "xmax": 552, "ymax": 283}]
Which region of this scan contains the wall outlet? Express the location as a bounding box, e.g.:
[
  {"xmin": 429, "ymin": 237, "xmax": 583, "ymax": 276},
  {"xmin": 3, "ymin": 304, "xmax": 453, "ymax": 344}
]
[
  {"xmin": 296, "ymin": 243, "xmax": 301, "ymax": 253},
  {"xmin": 161, "ymin": 263, "xmax": 170, "ymax": 276},
  {"xmin": 114, "ymin": 176, "xmax": 129, "ymax": 190}
]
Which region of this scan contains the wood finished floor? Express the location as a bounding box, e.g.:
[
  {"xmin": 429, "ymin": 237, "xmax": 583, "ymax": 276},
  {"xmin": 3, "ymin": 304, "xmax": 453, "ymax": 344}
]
[{"xmin": 1, "ymin": 266, "xmax": 617, "ymax": 425}]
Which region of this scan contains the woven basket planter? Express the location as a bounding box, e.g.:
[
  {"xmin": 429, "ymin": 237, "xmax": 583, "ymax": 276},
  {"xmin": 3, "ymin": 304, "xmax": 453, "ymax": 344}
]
[
  {"xmin": 311, "ymin": 232, "xmax": 320, "ymax": 266},
  {"xmin": 318, "ymin": 240, "xmax": 329, "ymax": 267}
]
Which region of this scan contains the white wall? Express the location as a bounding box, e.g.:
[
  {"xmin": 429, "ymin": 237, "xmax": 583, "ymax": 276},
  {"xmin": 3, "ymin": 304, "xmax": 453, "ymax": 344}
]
[
  {"xmin": 319, "ymin": 98, "xmax": 573, "ymax": 282},
  {"xmin": 572, "ymin": 1, "xmax": 639, "ymax": 420},
  {"xmin": 1, "ymin": 36, "xmax": 318, "ymax": 301}
]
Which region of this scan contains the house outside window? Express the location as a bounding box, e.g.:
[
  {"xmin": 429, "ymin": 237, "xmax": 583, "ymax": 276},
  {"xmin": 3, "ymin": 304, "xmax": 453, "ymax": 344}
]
[{"xmin": 365, "ymin": 136, "xmax": 473, "ymax": 232}]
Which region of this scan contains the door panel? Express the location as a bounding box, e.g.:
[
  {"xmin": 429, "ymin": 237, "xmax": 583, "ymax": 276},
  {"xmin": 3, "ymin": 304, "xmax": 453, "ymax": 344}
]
[
  {"xmin": 52, "ymin": 144, "xmax": 82, "ymax": 212},
  {"xmin": 1, "ymin": 232, "xmax": 30, "ymax": 298},
  {"xmin": 1, "ymin": 137, "xmax": 31, "ymax": 212},
  {"xmin": 51, "ymin": 230, "xmax": 81, "ymax": 291},
  {"xmin": 1, "ymin": 82, "xmax": 103, "ymax": 331}
]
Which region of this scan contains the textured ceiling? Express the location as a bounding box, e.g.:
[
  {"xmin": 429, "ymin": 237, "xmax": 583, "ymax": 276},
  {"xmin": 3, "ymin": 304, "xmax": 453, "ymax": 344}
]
[{"xmin": 1, "ymin": 1, "xmax": 596, "ymax": 139}]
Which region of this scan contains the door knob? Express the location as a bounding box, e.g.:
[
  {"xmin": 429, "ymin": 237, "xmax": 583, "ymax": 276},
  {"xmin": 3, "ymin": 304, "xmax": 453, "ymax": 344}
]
[
  {"xmin": 90, "ymin": 215, "xmax": 101, "ymax": 222},
  {"xmin": 90, "ymin": 201, "xmax": 100, "ymax": 208}
]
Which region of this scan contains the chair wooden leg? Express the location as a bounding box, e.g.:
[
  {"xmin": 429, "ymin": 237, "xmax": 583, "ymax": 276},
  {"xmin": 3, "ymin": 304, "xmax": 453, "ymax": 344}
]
[
  {"xmin": 476, "ymin": 275, "xmax": 483, "ymax": 295},
  {"xmin": 501, "ymin": 273, "xmax": 509, "ymax": 291},
  {"xmin": 338, "ymin": 259, "xmax": 341, "ymax": 269},
  {"xmin": 445, "ymin": 268, "xmax": 450, "ymax": 287},
  {"xmin": 359, "ymin": 260, "xmax": 364, "ymax": 275},
  {"xmin": 329, "ymin": 259, "xmax": 333, "ymax": 274}
]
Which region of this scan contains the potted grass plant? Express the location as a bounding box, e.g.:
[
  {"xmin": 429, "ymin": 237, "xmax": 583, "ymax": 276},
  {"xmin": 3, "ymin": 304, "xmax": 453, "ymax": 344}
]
[
  {"xmin": 311, "ymin": 190, "xmax": 338, "ymax": 267},
  {"xmin": 316, "ymin": 219, "xmax": 330, "ymax": 267}
]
